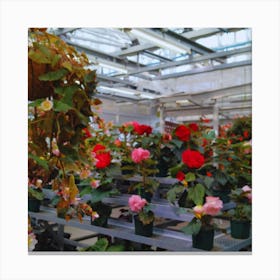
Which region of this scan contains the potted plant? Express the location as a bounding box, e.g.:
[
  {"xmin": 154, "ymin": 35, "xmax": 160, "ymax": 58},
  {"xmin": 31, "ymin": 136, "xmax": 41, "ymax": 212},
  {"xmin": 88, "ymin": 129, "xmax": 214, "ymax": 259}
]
[
  {"xmin": 182, "ymin": 196, "xmax": 223, "ymax": 250},
  {"xmin": 228, "ymin": 185, "xmax": 252, "ymax": 239},
  {"xmin": 128, "ymin": 194, "xmax": 154, "ymax": 237}
]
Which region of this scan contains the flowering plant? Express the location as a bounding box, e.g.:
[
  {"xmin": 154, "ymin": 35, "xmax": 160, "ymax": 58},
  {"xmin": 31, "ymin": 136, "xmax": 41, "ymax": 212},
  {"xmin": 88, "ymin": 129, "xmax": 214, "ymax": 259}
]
[
  {"xmin": 128, "ymin": 195, "xmax": 154, "ymax": 225},
  {"xmin": 227, "ymin": 186, "xmax": 252, "ymax": 221},
  {"xmin": 182, "ymin": 196, "xmax": 223, "ymax": 235},
  {"xmin": 129, "ymin": 147, "xmax": 159, "ymax": 198}
]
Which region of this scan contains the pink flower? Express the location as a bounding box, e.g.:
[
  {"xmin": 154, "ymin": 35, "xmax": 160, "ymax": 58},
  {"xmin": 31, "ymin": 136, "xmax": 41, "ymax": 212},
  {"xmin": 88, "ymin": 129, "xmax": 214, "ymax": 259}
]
[
  {"xmin": 242, "ymin": 185, "xmax": 252, "ymax": 202},
  {"xmin": 128, "ymin": 195, "xmax": 147, "ymax": 213},
  {"xmin": 131, "ymin": 148, "xmax": 150, "ymax": 163},
  {"xmin": 203, "ymin": 196, "xmax": 223, "ymax": 216},
  {"xmin": 90, "ymin": 179, "xmax": 100, "ymax": 189}
]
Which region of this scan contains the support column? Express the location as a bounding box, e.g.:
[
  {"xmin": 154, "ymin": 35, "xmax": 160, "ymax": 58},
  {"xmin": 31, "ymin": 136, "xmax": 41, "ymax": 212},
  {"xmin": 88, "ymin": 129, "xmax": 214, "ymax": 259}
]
[
  {"xmin": 159, "ymin": 103, "xmax": 165, "ymax": 133},
  {"xmin": 213, "ymin": 100, "xmax": 219, "ymax": 137}
]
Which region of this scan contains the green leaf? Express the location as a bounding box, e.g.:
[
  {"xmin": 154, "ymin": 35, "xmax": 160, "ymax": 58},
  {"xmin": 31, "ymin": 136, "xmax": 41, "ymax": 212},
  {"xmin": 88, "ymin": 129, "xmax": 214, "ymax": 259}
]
[
  {"xmin": 167, "ymin": 185, "xmax": 184, "ymax": 204},
  {"xmin": 50, "ymin": 195, "xmax": 60, "ymax": 206},
  {"xmin": 28, "ymin": 188, "xmax": 44, "ymax": 200},
  {"xmin": 39, "ymin": 68, "xmax": 68, "ymax": 81},
  {"xmin": 28, "ymin": 49, "xmax": 51, "ymax": 64},
  {"xmin": 79, "ymin": 185, "xmax": 92, "ymax": 197},
  {"xmin": 91, "ymin": 189, "xmax": 116, "ymax": 203},
  {"xmin": 28, "ymin": 153, "xmax": 49, "ymax": 170},
  {"xmin": 215, "ymin": 170, "xmax": 228, "ymax": 186},
  {"xmin": 171, "ymin": 139, "xmax": 183, "ymax": 149},
  {"xmin": 188, "ymin": 184, "xmax": 205, "ymax": 205},
  {"xmin": 53, "ymin": 100, "xmax": 73, "ymax": 112},
  {"xmin": 204, "ymin": 176, "xmax": 214, "ymax": 189},
  {"xmin": 181, "ymin": 219, "xmax": 201, "ymax": 235},
  {"xmin": 169, "ymin": 163, "xmax": 184, "ymax": 177},
  {"xmin": 51, "ymin": 54, "xmax": 61, "ymax": 67},
  {"xmin": 107, "ymin": 244, "xmax": 125, "ymax": 251},
  {"xmin": 28, "ymin": 99, "xmax": 45, "ymax": 107},
  {"xmin": 88, "ymin": 238, "xmax": 109, "ymax": 251},
  {"xmin": 84, "ymin": 70, "xmax": 96, "ymax": 83},
  {"xmin": 185, "ymin": 172, "xmax": 195, "ymax": 182}
]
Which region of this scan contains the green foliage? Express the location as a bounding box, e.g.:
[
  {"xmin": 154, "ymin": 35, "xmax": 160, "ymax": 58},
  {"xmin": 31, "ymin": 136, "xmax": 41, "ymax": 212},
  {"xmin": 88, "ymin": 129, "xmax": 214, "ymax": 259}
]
[
  {"xmin": 38, "ymin": 68, "xmax": 68, "ymax": 81},
  {"xmin": 28, "ymin": 153, "xmax": 49, "ymax": 170},
  {"xmin": 28, "ymin": 187, "xmax": 44, "ymax": 200},
  {"xmin": 181, "ymin": 218, "xmax": 202, "ymax": 235},
  {"xmin": 185, "ymin": 172, "xmax": 195, "ymax": 182},
  {"xmin": 188, "ymin": 183, "xmax": 205, "ymax": 205},
  {"xmin": 81, "ymin": 238, "xmax": 125, "ymax": 252},
  {"xmin": 167, "ymin": 184, "xmax": 184, "ymax": 204}
]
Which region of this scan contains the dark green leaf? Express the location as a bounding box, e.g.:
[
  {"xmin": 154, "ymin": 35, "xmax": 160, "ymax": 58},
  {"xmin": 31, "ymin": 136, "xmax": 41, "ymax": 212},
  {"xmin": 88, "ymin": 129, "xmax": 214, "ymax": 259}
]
[
  {"xmin": 51, "ymin": 54, "xmax": 61, "ymax": 67},
  {"xmin": 169, "ymin": 163, "xmax": 184, "ymax": 177},
  {"xmin": 28, "ymin": 153, "xmax": 49, "ymax": 170},
  {"xmin": 181, "ymin": 219, "xmax": 201, "ymax": 235},
  {"xmin": 39, "ymin": 68, "xmax": 68, "ymax": 81},
  {"xmin": 28, "ymin": 49, "xmax": 51, "ymax": 64},
  {"xmin": 50, "ymin": 195, "xmax": 60, "ymax": 206},
  {"xmin": 79, "ymin": 186, "xmax": 92, "ymax": 197},
  {"xmin": 171, "ymin": 139, "xmax": 183, "ymax": 149},
  {"xmin": 204, "ymin": 176, "xmax": 214, "ymax": 189},
  {"xmin": 167, "ymin": 185, "xmax": 184, "ymax": 204},
  {"xmin": 84, "ymin": 70, "xmax": 96, "ymax": 83},
  {"xmin": 188, "ymin": 183, "xmax": 205, "ymax": 205},
  {"xmin": 28, "ymin": 188, "xmax": 44, "ymax": 200},
  {"xmin": 88, "ymin": 238, "xmax": 108, "ymax": 251},
  {"xmin": 107, "ymin": 244, "xmax": 125, "ymax": 252}
]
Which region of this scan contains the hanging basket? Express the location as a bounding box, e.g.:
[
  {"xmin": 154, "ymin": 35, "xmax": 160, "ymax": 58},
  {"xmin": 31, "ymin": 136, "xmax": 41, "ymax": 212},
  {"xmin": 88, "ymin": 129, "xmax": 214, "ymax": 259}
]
[
  {"xmin": 134, "ymin": 215, "xmax": 153, "ymax": 237},
  {"xmin": 28, "ymin": 59, "xmax": 53, "ymax": 101},
  {"xmin": 230, "ymin": 220, "xmax": 251, "ymax": 239},
  {"xmin": 192, "ymin": 227, "xmax": 214, "ymax": 251}
]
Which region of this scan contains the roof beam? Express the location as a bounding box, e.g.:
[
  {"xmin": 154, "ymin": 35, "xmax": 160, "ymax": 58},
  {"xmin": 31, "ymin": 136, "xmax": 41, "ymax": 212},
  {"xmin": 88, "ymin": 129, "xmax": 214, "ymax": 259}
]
[
  {"xmin": 120, "ymin": 46, "xmax": 251, "ymax": 76},
  {"xmin": 156, "ymin": 59, "xmax": 252, "ymax": 80}
]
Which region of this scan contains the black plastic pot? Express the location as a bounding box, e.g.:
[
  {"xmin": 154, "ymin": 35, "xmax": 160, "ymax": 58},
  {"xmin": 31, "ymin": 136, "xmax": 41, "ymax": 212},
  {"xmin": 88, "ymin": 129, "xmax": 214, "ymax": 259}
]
[
  {"xmin": 192, "ymin": 228, "xmax": 214, "ymax": 251},
  {"xmin": 90, "ymin": 202, "xmax": 112, "ymax": 228},
  {"xmin": 230, "ymin": 220, "xmax": 251, "ymax": 239},
  {"xmin": 134, "ymin": 215, "xmax": 153, "ymax": 237},
  {"xmin": 28, "ymin": 197, "xmax": 41, "ymax": 212}
]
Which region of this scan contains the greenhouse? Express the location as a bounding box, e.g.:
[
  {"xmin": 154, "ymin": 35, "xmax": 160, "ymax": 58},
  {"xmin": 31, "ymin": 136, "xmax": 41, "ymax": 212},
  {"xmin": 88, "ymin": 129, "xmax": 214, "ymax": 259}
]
[
  {"xmin": 1, "ymin": 2, "xmax": 280, "ymax": 280},
  {"xmin": 27, "ymin": 27, "xmax": 253, "ymax": 252}
]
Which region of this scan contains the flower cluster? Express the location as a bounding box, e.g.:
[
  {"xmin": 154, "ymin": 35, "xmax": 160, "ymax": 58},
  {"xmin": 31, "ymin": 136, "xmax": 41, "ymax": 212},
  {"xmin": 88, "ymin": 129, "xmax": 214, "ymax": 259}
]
[
  {"xmin": 182, "ymin": 149, "xmax": 205, "ymax": 169},
  {"xmin": 91, "ymin": 144, "xmax": 111, "ymax": 169},
  {"xmin": 131, "ymin": 148, "xmax": 150, "ymax": 163},
  {"xmin": 128, "ymin": 195, "xmax": 147, "ymax": 213}
]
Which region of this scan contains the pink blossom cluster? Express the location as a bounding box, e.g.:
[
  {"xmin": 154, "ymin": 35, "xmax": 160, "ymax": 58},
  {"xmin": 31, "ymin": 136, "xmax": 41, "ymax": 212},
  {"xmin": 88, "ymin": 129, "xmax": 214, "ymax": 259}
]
[
  {"xmin": 128, "ymin": 195, "xmax": 147, "ymax": 213},
  {"xmin": 242, "ymin": 185, "xmax": 252, "ymax": 203},
  {"xmin": 131, "ymin": 148, "xmax": 150, "ymax": 163},
  {"xmin": 193, "ymin": 196, "xmax": 223, "ymax": 218}
]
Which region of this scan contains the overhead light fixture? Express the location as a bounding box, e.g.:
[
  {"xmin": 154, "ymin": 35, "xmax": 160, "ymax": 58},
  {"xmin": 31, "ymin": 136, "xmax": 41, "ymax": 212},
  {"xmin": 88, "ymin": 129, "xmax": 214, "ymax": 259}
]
[
  {"xmin": 89, "ymin": 57, "xmax": 128, "ymax": 74},
  {"xmin": 130, "ymin": 28, "xmax": 191, "ymax": 54},
  {"xmin": 176, "ymin": 100, "xmax": 191, "ymax": 105},
  {"xmin": 98, "ymin": 86, "xmax": 155, "ymax": 99}
]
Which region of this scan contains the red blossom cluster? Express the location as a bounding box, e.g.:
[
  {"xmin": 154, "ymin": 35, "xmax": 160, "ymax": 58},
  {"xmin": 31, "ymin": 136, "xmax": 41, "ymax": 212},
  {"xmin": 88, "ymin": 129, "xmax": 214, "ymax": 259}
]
[
  {"xmin": 182, "ymin": 149, "xmax": 205, "ymax": 169},
  {"xmin": 91, "ymin": 144, "xmax": 111, "ymax": 169}
]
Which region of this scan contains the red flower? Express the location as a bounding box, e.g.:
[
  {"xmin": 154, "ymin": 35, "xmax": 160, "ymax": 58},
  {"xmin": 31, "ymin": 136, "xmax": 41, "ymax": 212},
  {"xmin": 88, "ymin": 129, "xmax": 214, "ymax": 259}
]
[
  {"xmin": 176, "ymin": 171, "xmax": 185, "ymax": 181},
  {"xmin": 95, "ymin": 152, "xmax": 111, "ymax": 169},
  {"xmin": 134, "ymin": 124, "xmax": 153, "ymax": 135},
  {"xmin": 92, "ymin": 144, "xmax": 106, "ymax": 153},
  {"xmin": 202, "ymin": 118, "xmax": 210, "ymax": 123},
  {"xmin": 92, "ymin": 144, "xmax": 111, "ymax": 169},
  {"xmin": 182, "ymin": 149, "xmax": 205, "ymax": 169},
  {"xmin": 202, "ymin": 138, "xmax": 208, "ymax": 147},
  {"xmin": 174, "ymin": 125, "xmax": 191, "ymax": 141},
  {"xmin": 82, "ymin": 128, "xmax": 92, "ymax": 139},
  {"xmin": 189, "ymin": 123, "xmax": 199, "ymax": 132},
  {"xmin": 243, "ymin": 130, "xmax": 249, "ymax": 139},
  {"xmin": 206, "ymin": 171, "xmax": 212, "ymax": 177}
]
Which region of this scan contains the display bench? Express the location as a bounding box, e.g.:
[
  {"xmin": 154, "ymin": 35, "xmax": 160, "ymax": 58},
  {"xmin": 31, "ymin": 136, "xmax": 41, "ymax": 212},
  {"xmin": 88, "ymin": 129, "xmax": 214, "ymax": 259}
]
[{"xmin": 29, "ymin": 192, "xmax": 251, "ymax": 252}]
